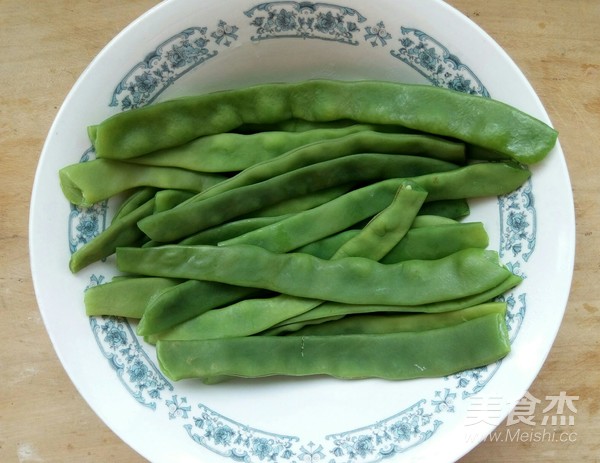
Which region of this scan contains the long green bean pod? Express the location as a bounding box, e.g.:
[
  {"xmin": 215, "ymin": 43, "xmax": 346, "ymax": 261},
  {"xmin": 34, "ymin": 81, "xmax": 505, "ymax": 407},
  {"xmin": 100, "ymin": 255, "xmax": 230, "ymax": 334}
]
[
  {"xmin": 381, "ymin": 222, "xmax": 489, "ymax": 263},
  {"xmin": 156, "ymin": 313, "xmax": 511, "ymax": 381},
  {"xmin": 122, "ymin": 124, "xmax": 380, "ymax": 170},
  {"xmin": 334, "ymin": 183, "xmax": 427, "ymax": 259},
  {"xmin": 410, "ymin": 215, "xmax": 459, "ymax": 227},
  {"xmin": 179, "ymin": 215, "xmax": 292, "ymax": 246},
  {"xmin": 265, "ymin": 273, "xmax": 522, "ymax": 335},
  {"xmin": 247, "ymin": 185, "xmax": 354, "ymax": 218},
  {"xmin": 136, "ymin": 280, "xmax": 263, "ymax": 336},
  {"xmin": 234, "ymin": 118, "xmax": 369, "ymax": 133},
  {"xmin": 116, "ymin": 245, "xmax": 512, "ymax": 307},
  {"xmin": 89, "ymin": 79, "xmax": 557, "ymax": 164},
  {"xmin": 153, "ymin": 189, "xmax": 196, "ymax": 213},
  {"xmin": 284, "ymin": 302, "xmax": 507, "ymax": 336},
  {"xmin": 417, "ymin": 199, "xmax": 470, "ymax": 219}
]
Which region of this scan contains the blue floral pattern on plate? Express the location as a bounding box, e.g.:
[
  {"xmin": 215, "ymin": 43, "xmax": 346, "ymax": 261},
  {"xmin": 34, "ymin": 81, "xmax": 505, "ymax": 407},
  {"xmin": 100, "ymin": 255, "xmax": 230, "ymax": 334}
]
[
  {"xmin": 245, "ymin": 1, "xmax": 366, "ymax": 44},
  {"xmin": 183, "ymin": 404, "xmax": 299, "ymax": 461},
  {"xmin": 391, "ymin": 27, "xmax": 490, "ymax": 97},
  {"xmin": 68, "ymin": 2, "xmax": 534, "ymax": 461},
  {"xmin": 111, "ymin": 23, "xmax": 239, "ymax": 111}
]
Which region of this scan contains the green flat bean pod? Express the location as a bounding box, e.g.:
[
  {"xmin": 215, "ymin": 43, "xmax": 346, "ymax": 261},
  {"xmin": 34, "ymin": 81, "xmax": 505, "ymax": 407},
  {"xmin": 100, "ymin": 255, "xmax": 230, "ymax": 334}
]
[
  {"xmin": 116, "ymin": 245, "xmax": 513, "ymax": 306},
  {"xmin": 234, "ymin": 118, "xmax": 369, "ymax": 133},
  {"xmin": 122, "ymin": 124, "xmax": 380, "ymax": 170},
  {"xmin": 247, "ymin": 185, "xmax": 354, "ymax": 218},
  {"xmin": 153, "ymin": 189, "xmax": 196, "ymax": 213},
  {"xmin": 410, "ymin": 215, "xmax": 459, "ymax": 228},
  {"xmin": 334, "ymin": 183, "xmax": 427, "ymax": 260},
  {"xmin": 286, "ymin": 302, "xmax": 507, "ymax": 336},
  {"xmin": 265, "ymin": 273, "xmax": 522, "ymax": 335},
  {"xmin": 381, "ymin": 222, "xmax": 489, "ymax": 263},
  {"xmin": 89, "ymin": 79, "xmax": 557, "ymax": 164},
  {"xmin": 136, "ymin": 280, "xmax": 263, "ymax": 336},
  {"xmin": 417, "ymin": 199, "xmax": 470, "ymax": 219},
  {"xmin": 156, "ymin": 313, "xmax": 511, "ymax": 382}
]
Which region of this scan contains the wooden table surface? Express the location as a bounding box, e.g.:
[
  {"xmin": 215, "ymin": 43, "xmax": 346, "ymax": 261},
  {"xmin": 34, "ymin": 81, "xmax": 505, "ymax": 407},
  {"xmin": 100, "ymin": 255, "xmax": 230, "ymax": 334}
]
[{"xmin": 2, "ymin": 1, "xmax": 598, "ymax": 462}]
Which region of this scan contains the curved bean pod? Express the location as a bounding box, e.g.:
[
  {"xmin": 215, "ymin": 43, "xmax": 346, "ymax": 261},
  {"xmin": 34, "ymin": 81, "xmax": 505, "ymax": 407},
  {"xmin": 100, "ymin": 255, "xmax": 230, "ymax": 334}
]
[
  {"xmin": 286, "ymin": 302, "xmax": 507, "ymax": 336},
  {"xmin": 334, "ymin": 183, "xmax": 427, "ymax": 260},
  {"xmin": 179, "ymin": 215, "xmax": 292, "ymax": 246},
  {"xmin": 265, "ymin": 273, "xmax": 522, "ymax": 335},
  {"xmin": 123, "ymin": 125, "xmax": 379, "ymax": 170},
  {"xmin": 153, "ymin": 189, "xmax": 196, "ymax": 213},
  {"xmin": 410, "ymin": 215, "xmax": 459, "ymax": 228},
  {"xmin": 381, "ymin": 222, "xmax": 489, "ymax": 263},
  {"xmin": 89, "ymin": 79, "xmax": 557, "ymax": 164},
  {"xmin": 417, "ymin": 199, "xmax": 470, "ymax": 219},
  {"xmin": 234, "ymin": 118, "xmax": 367, "ymax": 133},
  {"xmin": 176, "ymin": 131, "xmax": 464, "ymax": 207},
  {"xmin": 116, "ymin": 245, "xmax": 513, "ymax": 306},
  {"xmin": 247, "ymin": 185, "xmax": 354, "ymax": 218},
  {"xmin": 135, "ymin": 280, "xmax": 263, "ymax": 337}
]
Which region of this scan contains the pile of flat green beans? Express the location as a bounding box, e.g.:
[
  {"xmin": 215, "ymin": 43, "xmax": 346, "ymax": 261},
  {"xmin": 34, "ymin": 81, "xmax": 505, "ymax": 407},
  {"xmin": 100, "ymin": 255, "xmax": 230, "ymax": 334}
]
[{"xmin": 60, "ymin": 79, "xmax": 558, "ymax": 384}]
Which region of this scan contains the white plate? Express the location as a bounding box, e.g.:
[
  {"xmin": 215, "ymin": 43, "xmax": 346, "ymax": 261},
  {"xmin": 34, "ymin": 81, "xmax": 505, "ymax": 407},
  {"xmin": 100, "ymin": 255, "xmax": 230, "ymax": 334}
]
[{"xmin": 30, "ymin": 1, "xmax": 575, "ymax": 462}]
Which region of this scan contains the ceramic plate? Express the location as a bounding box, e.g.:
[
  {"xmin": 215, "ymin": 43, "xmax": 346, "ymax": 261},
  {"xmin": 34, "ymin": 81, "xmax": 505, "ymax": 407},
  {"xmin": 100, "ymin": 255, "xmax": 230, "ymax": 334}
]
[{"xmin": 30, "ymin": 1, "xmax": 575, "ymax": 461}]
